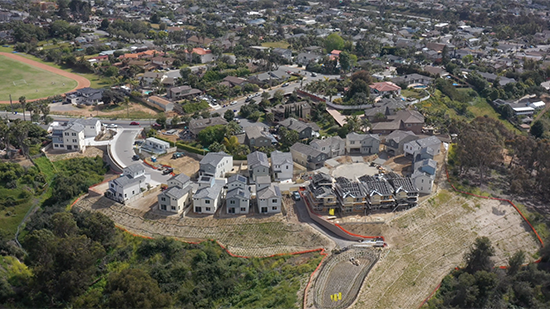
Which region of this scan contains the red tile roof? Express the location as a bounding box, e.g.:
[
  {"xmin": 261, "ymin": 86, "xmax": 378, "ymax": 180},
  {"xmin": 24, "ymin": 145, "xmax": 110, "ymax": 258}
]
[{"xmin": 369, "ymin": 82, "xmax": 401, "ymax": 92}]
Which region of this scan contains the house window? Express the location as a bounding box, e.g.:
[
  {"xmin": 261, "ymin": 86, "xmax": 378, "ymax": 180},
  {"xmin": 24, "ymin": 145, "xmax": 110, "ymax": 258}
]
[
  {"xmin": 205, "ymin": 207, "xmax": 211, "ymax": 211},
  {"xmin": 240, "ymin": 207, "xmax": 246, "ymax": 212},
  {"xmin": 124, "ymin": 193, "xmax": 127, "ymax": 198},
  {"xmin": 111, "ymin": 184, "xmax": 114, "ymax": 188},
  {"xmin": 161, "ymin": 197, "xmax": 166, "ymax": 201},
  {"xmin": 272, "ymin": 207, "xmax": 278, "ymax": 210},
  {"xmin": 161, "ymin": 204, "xmax": 167, "ymax": 210},
  {"xmin": 350, "ymin": 141, "xmax": 355, "ymax": 144},
  {"xmin": 73, "ymin": 139, "xmax": 77, "ymax": 143},
  {"xmin": 230, "ymin": 200, "xmax": 235, "ymax": 204},
  {"xmin": 205, "ymin": 200, "xmax": 211, "ymax": 204},
  {"xmin": 195, "ymin": 207, "xmax": 202, "ymax": 212},
  {"xmin": 72, "ymin": 133, "xmax": 76, "ymax": 136},
  {"xmin": 271, "ymin": 199, "xmax": 278, "ymax": 203},
  {"xmin": 261, "ymin": 207, "xmax": 268, "ymax": 213},
  {"xmin": 64, "ymin": 132, "xmax": 69, "ymax": 136},
  {"xmin": 228, "ymin": 208, "xmax": 235, "ymax": 213},
  {"xmin": 171, "ymin": 206, "xmax": 176, "ymax": 210}
]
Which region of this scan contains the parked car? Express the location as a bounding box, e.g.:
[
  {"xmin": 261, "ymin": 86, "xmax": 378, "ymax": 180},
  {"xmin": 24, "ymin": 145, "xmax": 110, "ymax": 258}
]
[
  {"xmin": 292, "ymin": 191, "xmax": 301, "ymax": 201},
  {"xmin": 108, "ymin": 123, "xmax": 118, "ymax": 128},
  {"xmin": 282, "ymin": 83, "xmax": 289, "ymax": 87},
  {"xmin": 132, "ymin": 155, "xmax": 140, "ymax": 161},
  {"xmin": 311, "ymin": 73, "xmax": 317, "ymax": 77},
  {"xmin": 230, "ymin": 101, "xmax": 237, "ymax": 105},
  {"xmin": 151, "ymin": 123, "xmax": 162, "ymax": 129},
  {"xmin": 162, "ymin": 167, "xmax": 174, "ymax": 175},
  {"xmin": 130, "ymin": 121, "xmax": 139, "ymax": 125},
  {"xmin": 172, "ymin": 152, "xmax": 184, "ymax": 159}
]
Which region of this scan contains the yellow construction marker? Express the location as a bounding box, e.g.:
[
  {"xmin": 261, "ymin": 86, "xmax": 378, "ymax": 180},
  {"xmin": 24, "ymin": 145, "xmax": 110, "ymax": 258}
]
[{"xmin": 338, "ymin": 292, "xmax": 342, "ymax": 300}]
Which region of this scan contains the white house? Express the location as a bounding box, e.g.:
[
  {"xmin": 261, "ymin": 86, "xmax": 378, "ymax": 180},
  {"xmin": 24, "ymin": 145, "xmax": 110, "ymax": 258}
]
[
  {"xmin": 226, "ymin": 175, "xmax": 248, "ymax": 191},
  {"xmin": 226, "ymin": 187, "xmax": 251, "ymax": 214},
  {"xmin": 411, "ymin": 169, "xmax": 434, "ymax": 195},
  {"xmin": 193, "ymin": 175, "xmax": 225, "ymax": 214},
  {"xmin": 168, "ymin": 173, "xmax": 191, "ymax": 189},
  {"xmin": 61, "ymin": 123, "xmax": 86, "ymax": 152},
  {"xmin": 157, "ymin": 185, "xmax": 193, "ymax": 214},
  {"xmin": 71, "ymin": 118, "xmax": 102, "ymax": 138},
  {"xmin": 144, "ymin": 137, "xmax": 171, "ymax": 154},
  {"xmin": 106, "ymin": 164, "xmax": 151, "ymax": 204},
  {"xmin": 199, "ymin": 152, "xmax": 233, "ymax": 179},
  {"xmin": 142, "ymin": 72, "xmax": 167, "ymax": 86},
  {"xmin": 256, "ymin": 184, "xmax": 282, "ymax": 214},
  {"xmin": 404, "ymin": 136, "xmax": 441, "ymax": 158},
  {"xmin": 247, "ymin": 151, "xmax": 270, "ymax": 183},
  {"xmin": 271, "ymin": 151, "xmax": 293, "ymax": 181}
]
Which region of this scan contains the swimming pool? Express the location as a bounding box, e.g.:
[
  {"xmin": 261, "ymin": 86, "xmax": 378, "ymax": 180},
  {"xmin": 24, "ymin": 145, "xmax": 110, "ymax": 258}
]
[{"xmin": 413, "ymin": 85, "xmax": 427, "ymax": 89}]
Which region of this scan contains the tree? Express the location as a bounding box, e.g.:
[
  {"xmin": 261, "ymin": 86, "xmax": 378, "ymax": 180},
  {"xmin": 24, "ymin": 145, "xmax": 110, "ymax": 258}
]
[
  {"xmin": 198, "ymin": 125, "xmax": 225, "ymax": 146},
  {"xmin": 464, "ymin": 237, "xmax": 495, "ymax": 274},
  {"xmin": 156, "ymin": 114, "xmax": 167, "ymax": 129},
  {"xmin": 150, "ymin": 13, "xmax": 160, "ymax": 24},
  {"xmin": 530, "ymin": 120, "xmax": 544, "ymax": 138},
  {"xmin": 339, "ymin": 51, "xmax": 357, "ymax": 72},
  {"xmin": 223, "ymin": 136, "xmax": 239, "ymax": 153},
  {"xmin": 224, "ymin": 121, "xmax": 241, "ymax": 136},
  {"xmin": 324, "ymin": 33, "xmax": 344, "ymax": 52},
  {"xmin": 507, "ymin": 250, "xmax": 525, "ymax": 276},
  {"xmin": 105, "ymin": 268, "xmax": 172, "ymax": 309},
  {"xmin": 278, "ymin": 127, "xmax": 299, "ymax": 148},
  {"xmin": 100, "ymin": 18, "xmax": 110, "ymax": 30},
  {"xmin": 179, "ymin": 68, "xmax": 191, "ymax": 81},
  {"xmin": 19, "ymin": 96, "xmax": 27, "ymax": 121},
  {"xmin": 273, "ymin": 90, "xmax": 284, "ymax": 103},
  {"xmin": 209, "ymin": 141, "xmax": 227, "ymax": 153},
  {"xmin": 224, "ymin": 109, "xmax": 234, "ymax": 122},
  {"xmin": 266, "ymin": 113, "xmax": 275, "ymax": 124}
]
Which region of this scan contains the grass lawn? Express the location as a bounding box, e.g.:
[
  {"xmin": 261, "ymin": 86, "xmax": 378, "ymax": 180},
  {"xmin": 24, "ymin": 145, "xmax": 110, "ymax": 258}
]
[
  {"xmin": 0, "ymin": 186, "xmax": 33, "ymax": 236},
  {"xmin": 0, "ymin": 55, "xmax": 77, "ymax": 101},
  {"xmin": 401, "ymin": 89, "xmax": 422, "ymax": 99},
  {"xmin": 33, "ymin": 156, "xmax": 57, "ymax": 183},
  {"xmin": 261, "ymin": 41, "xmax": 290, "ymax": 49},
  {"xmin": 468, "ymin": 97, "xmax": 521, "ymax": 133}
]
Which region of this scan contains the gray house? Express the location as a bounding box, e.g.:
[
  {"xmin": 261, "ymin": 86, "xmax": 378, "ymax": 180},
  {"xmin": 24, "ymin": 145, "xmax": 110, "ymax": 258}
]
[
  {"xmin": 272, "ymin": 48, "xmax": 292, "ymax": 62},
  {"xmin": 279, "ymin": 118, "xmax": 319, "ymax": 139},
  {"xmin": 244, "ymin": 126, "xmax": 274, "ymax": 149},
  {"xmin": 290, "ymin": 142, "xmax": 328, "ymax": 170},
  {"xmin": 226, "ymin": 175, "xmax": 248, "ymax": 191},
  {"xmin": 199, "ymin": 152, "xmax": 233, "ymax": 179},
  {"xmin": 226, "ymin": 187, "xmax": 251, "ymax": 214},
  {"xmin": 247, "ymin": 151, "xmax": 270, "ymax": 182},
  {"xmin": 271, "ymin": 151, "xmax": 293, "ymax": 181},
  {"xmin": 257, "ymin": 184, "xmax": 282, "ymax": 214},
  {"xmin": 346, "ymin": 133, "xmax": 380, "ymax": 155},
  {"xmin": 384, "ymin": 130, "xmax": 419, "ymax": 156},
  {"xmin": 310, "ymin": 136, "xmax": 345, "ymax": 158}
]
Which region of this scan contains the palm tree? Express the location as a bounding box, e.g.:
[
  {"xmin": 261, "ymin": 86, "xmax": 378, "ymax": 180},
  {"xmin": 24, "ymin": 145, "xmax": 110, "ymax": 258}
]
[
  {"xmin": 223, "ymin": 135, "xmax": 239, "ymax": 154},
  {"xmin": 19, "ymin": 96, "xmax": 26, "ymax": 121}
]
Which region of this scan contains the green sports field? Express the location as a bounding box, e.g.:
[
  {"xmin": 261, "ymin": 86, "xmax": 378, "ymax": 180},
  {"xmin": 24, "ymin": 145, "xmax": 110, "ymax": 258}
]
[{"xmin": 0, "ymin": 55, "xmax": 77, "ymax": 101}]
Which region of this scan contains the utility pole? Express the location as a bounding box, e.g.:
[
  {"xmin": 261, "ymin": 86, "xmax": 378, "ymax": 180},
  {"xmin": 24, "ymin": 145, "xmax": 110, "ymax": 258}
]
[{"xmin": 9, "ymin": 94, "xmax": 13, "ymax": 114}]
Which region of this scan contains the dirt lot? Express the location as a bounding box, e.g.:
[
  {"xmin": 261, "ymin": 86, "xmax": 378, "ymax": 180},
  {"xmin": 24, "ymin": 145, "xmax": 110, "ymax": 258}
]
[
  {"xmin": 53, "ymin": 102, "xmax": 158, "ymax": 118},
  {"xmin": 144, "ymin": 154, "xmax": 199, "ymax": 177},
  {"xmin": 45, "ymin": 146, "xmax": 104, "ymax": 162},
  {"xmin": 74, "ymin": 194, "xmax": 334, "ymax": 257},
  {"xmin": 344, "ymin": 189, "xmax": 541, "ymax": 309}
]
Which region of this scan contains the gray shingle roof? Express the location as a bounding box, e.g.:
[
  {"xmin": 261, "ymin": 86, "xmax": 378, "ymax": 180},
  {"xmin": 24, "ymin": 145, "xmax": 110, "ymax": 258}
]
[
  {"xmin": 290, "ymin": 142, "xmax": 324, "ymax": 158},
  {"xmin": 386, "ymin": 130, "xmax": 417, "ymax": 143},
  {"xmin": 347, "ymin": 132, "xmax": 380, "ymax": 142},
  {"xmin": 257, "ymin": 184, "xmax": 281, "ymax": 199},
  {"xmin": 226, "ymin": 187, "xmax": 251, "ymax": 200},
  {"xmin": 200, "ymin": 152, "xmax": 231, "ymax": 167},
  {"xmin": 163, "ymin": 185, "xmax": 192, "ymax": 199},
  {"xmin": 247, "ymin": 151, "xmax": 269, "ymax": 169},
  {"xmin": 270, "ymin": 151, "xmax": 292, "ymax": 165},
  {"xmin": 194, "ymin": 182, "xmax": 223, "ymax": 199},
  {"xmin": 362, "ymin": 179, "xmax": 394, "ymax": 196},
  {"xmin": 112, "ymin": 174, "xmax": 146, "ymax": 187},
  {"xmin": 169, "ymin": 173, "xmax": 190, "ymax": 185},
  {"xmin": 123, "ymin": 163, "xmax": 145, "ymax": 176},
  {"xmin": 227, "ymin": 174, "xmax": 247, "ymax": 184},
  {"xmin": 389, "ymin": 177, "xmax": 417, "ymax": 193},
  {"xmin": 416, "ymin": 136, "xmax": 441, "ymax": 148},
  {"xmin": 68, "ymin": 122, "xmax": 85, "ymax": 133},
  {"xmin": 72, "ymin": 118, "xmax": 100, "ymax": 126}
]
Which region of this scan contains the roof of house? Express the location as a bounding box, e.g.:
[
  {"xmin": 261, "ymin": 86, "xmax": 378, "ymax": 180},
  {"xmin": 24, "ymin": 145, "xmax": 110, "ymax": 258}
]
[
  {"xmin": 279, "ymin": 117, "xmax": 318, "ymax": 133},
  {"xmin": 226, "ymin": 187, "xmax": 251, "ymax": 200},
  {"xmin": 372, "ymin": 121, "xmax": 401, "ymax": 131},
  {"xmin": 270, "ymin": 151, "xmax": 293, "ymax": 166},
  {"xmin": 123, "ymin": 163, "xmax": 145, "ymax": 176},
  {"xmin": 163, "ymin": 185, "xmax": 192, "ymax": 199},
  {"xmin": 191, "ymin": 47, "xmax": 212, "ymax": 55},
  {"xmin": 200, "ymin": 152, "xmax": 231, "ymax": 167},
  {"xmin": 169, "ymin": 173, "xmax": 191, "ymax": 185},
  {"xmin": 194, "ymin": 182, "xmax": 223, "ymax": 199},
  {"xmin": 257, "ymin": 184, "xmax": 281, "ymax": 199},
  {"xmin": 143, "ymin": 72, "xmax": 165, "ymax": 78},
  {"xmin": 395, "ymin": 109, "xmax": 425, "ymax": 124},
  {"xmin": 189, "ymin": 117, "xmax": 228, "ymax": 133},
  {"xmin": 227, "ymin": 174, "xmax": 248, "ymax": 184},
  {"xmin": 335, "ymin": 177, "xmax": 367, "ymax": 198},
  {"xmin": 223, "ymin": 75, "xmax": 247, "ymax": 85},
  {"xmin": 244, "ymin": 126, "xmax": 265, "ymax": 140},
  {"xmin": 370, "ymin": 81, "xmax": 401, "ymax": 92},
  {"xmin": 256, "ymin": 175, "xmax": 271, "ymax": 184},
  {"xmin": 71, "ymin": 118, "xmax": 101, "ymax": 126},
  {"xmin": 112, "ymin": 174, "xmax": 146, "ymax": 187},
  {"xmin": 415, "ymin": 136, "xmax": 442, "ymax": 148},
  {"xmin": 386, "ymin": 130, "xmax": 418, "ymax": 143},
  {"xmin": 362, "ymin": 179, "xmax": 394, "ymax": 196},
  {"xmin": 290, "ymin": 142, "xmax": 324, "ymax": 158},
  {"xmin": 247, "ymin": 151, "xmax": 269, "ymax": 169},
  {"xmin": 148, "ymin": 96, "xmax": 173, "ymax": 107},
  {"xmin": 346, "ymin": 132, "xmax": 380, "ymax": 142},
  {"xmin": 146, "ymin": 137, "xmax": 170, "ymax": 147},
  {"xmin": 389, "ymin": 177, "xmax": 417, "ymax": 193},
  {"xmin": 66, "ymin": 122, "xmax": 85, "ymax": 133}
]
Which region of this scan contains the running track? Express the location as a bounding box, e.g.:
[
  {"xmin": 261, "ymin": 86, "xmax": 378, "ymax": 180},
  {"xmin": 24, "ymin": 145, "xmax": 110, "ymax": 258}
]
[{"xmin": 0, "ymin": 52, "xmax": 91, "ymax": 103}]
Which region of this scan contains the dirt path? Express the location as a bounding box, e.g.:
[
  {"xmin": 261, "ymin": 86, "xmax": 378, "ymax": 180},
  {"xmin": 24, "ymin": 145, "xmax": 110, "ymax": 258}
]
[
  {"xmin": 0, "ymin": 52, "xmax": 90, "ymax": 103},
  {"xmin": 534, "ymin": 94, "xmax": 550, "ymax": 122}
]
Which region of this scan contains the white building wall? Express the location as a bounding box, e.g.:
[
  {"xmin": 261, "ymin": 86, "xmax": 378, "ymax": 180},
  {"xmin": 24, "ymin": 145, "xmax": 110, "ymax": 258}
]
[
  {"xmin": 257, "ymin": 197, "xmax": 281, "ymax": 214},
  {"xmin": 193, "ymin": 197, "xmax": 220, "ymax": 214}
]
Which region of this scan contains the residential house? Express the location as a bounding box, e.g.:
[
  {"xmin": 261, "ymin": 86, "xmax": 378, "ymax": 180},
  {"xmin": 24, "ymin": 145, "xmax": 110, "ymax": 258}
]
[
  {"xmin": 268, "ymin": 102, "xmax": 311, "ymax": 121},
  {"xmin": 225, "ymin": 175, "xmax": 248, "ymax": 191},
  {"xmin": 52, "ymin": 122, "xmax": 86, "ymax": 152},
  {"xmin": 364, "ymin": 98, "xmax": 406, "ymax": 122},
  {"xmin": 168, "ymin": 86, "xmax": 202, "ymax": 100},
  {"xmin": 271, "ymin": 151, "xmax": 293, "ymax": 181},
  {"xmin": 187, "ymin": 35, "xmax": 213, "ymax": 46},
  {"xmin": 346, "ymin": 133, "xmax": 380, "ymax": 155},
  {"xmin": 371, "ymin": 109, "xmax": 425, "ymax": 135},
  {"xmin": 142, "ymin": 72, "xmax": 166, "ymax": 86},
  {"xmin": 279, "ymin": 117, "xmax": 319, "ymax": 139},
  {"xmin": 193, "ymin": 175, "xmax": 225, "ymax": 214},
  {"xmin": 369, "ymin": 82, "xmax": 401, "ymax": 97},
  {"xmin": 189, "ymin": 117, "xmax": 228, "ymax": 136},
  {"xmin": 65, "ymin": 88, "xmax": 105, "ymax": 106},
  {"xmin": 147, "ymin": 96, "xmax": 174, "ymax": 112},
  {"xmin": 384, "ymin": 130, "xmax": 419, "ymax": 156},
  {"xmin": 360, "ymin": 175, "xmax": 395, "ymax": 211},
  {"xmin": 387, "ymin": 175, "xmax": 419, "ymax": 209},
  {"xmin": 290, "ymin": 142, "xmax": 328, "ymax": 170},
  {"xmin": 247, "ymin": 151, "xmax": 270, "ymax": 183},
  {"xmin": 272, "ymin": 48, "xmax": 292, "ymax": 62},
  {"xmin": 187, "ymin": 48, "xmax": 214, "ymax": 63},
  {"xmin": 255, "ymin": 175, "xmax": 272, "ymax": 191},
  {"xmin": 423, "ymin": 65, "xmax": 449, "ymax": 77},
  {"xmin": 334, "ymin": 177, "xmax": 368, "ymax": 214},
  {"xmin": 69, "ymin": 118, "xmax": 102, "ymax": 138},
  {"xmin": 143, "ymin": 137, "xmax": 171, "ymax": 154},
  {"xmin": 157, "ymin": 185, "xmax": 193, "ymax": 214},
  {"xmin": 168, "ymin": 173, "xmax": 191, "ymax": 189},
  {"xmin": 106, "ymin": 164, "xmax": 151, "ymax": 204},
  {"xmin": 310, "ymin": 136, "xmax": 345, "ymax": 158},
  {"xmin": 391, "ymin": 73, "xmax": 434, "ymax": 87},
  {"xmin": 151, "ymin": 56, "xmax": 175, "ymax": 69},
  {"xmin": 222, "ymin": 76, "xmax": 248, "ymax": 87},
  {"xmin": 305, "ymin": 173, "xmax": 337, "ymax": 212},
  {"xmin": 256, "ymin": 183, "xmax": 282, "ymax": 214},
  {"xmin": 199, "ymin": 151, "xmax": 233, "ymax": 179},
  {"xmin": 404, "ymin": 136, "xmax": 442, "ymax": 158},
  {"xmin": 296, "ymin": 52, "xmax": 322, "ymax": 66},
  {"xmin": 244, "ymin": 126, "xmax": 275, "ymax": 149},
  {"xmin": 411, "ymin": 161, "xmax": 436, "ymax": 195},
  {"xmin": 226, "ymin": 187, "xmax": 251, "ymax": 214}
]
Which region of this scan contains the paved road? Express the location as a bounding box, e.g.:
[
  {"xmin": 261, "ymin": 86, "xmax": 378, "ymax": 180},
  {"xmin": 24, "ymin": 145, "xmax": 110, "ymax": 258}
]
[
  {"xmin": 293, "ymin": 198, "xmax": 358, "ymax": 249},
  {"xmin": 114, "ymin": 129, "xmax": 171, "ymax": 185},
  {"xmin": 0, "ymin": 111, "xmax": 150, "ymax": 128}
]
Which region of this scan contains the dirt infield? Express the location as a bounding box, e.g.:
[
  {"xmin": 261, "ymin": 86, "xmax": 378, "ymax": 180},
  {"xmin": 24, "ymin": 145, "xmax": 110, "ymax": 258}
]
[{"xmin": 0, "ymin": 52, "xmax": 90, "ymax": 103}]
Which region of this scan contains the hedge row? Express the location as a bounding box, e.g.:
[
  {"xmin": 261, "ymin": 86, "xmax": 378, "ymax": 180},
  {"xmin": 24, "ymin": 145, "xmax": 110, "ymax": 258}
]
[{"xmin": 176, "ymin": 142, "xmax": 208, "ymax": 155}]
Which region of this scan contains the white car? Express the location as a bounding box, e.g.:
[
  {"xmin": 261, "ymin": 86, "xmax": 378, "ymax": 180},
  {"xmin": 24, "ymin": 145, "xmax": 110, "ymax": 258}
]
[
  {"xmin": 230, "ymin": 101, "xmax": 237, "ymax": 105},
  {"xmin": 108, "ymin": 124, "xmax": 118, "ymax": 128}
]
